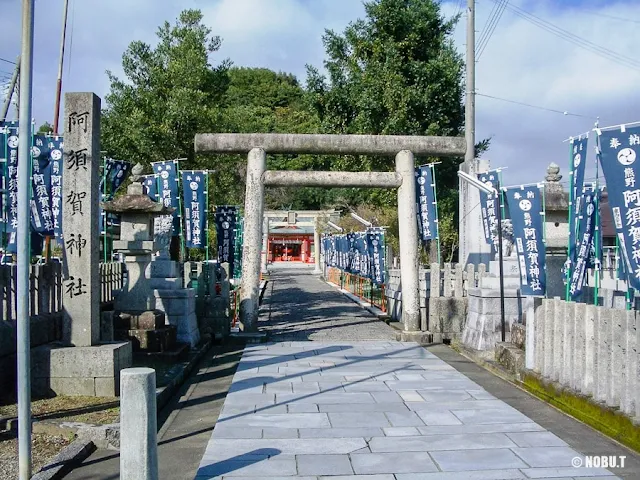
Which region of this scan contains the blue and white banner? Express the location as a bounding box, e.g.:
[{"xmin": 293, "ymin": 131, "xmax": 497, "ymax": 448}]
[
  {"xmin": 4, "ymin": 122, "xmax": 19, "ymax": 252},
  {"xmin": 47, "ymin": 137, "xmax": 64, "ymax": 239},
  {"xmin": 31, "ymin": 135, "xmax": 54, "ymax": 234},
  {"xmin": 215, "ymin": 206, "xmax": 237, "ymax": 272},
  {"xmin": 181, "ymin": 171, "xmax": 207, "ymax": 249},
  {"xmin": 415, "ymin": 165, "xmax": 438, "ymax": 241},
  {"xmin": 505, "ymin": 185, "xmax": 546, "ymax": 296},
  {"xmin": 109, "ymin": 160, "xmax": 131, "ymax": 195},
  {"xmin": 568, "ymin": 137, "xmax": 589, "ymax": 269},
  {"xmin": 142, "ymin": 174, "xmax": 159, "ymax": 200},
  {"xmin": 152, "ymin": 160, "xmax": 180, "ymax": 235},
  {"xmin": 568, "ymin": 188, "xmax": 597, "ymax": 300},
  {"xmin": 477, "ymin": 169, "xmax": 501, "ymax": 246},
  {"xmin": 367, "ymin": 229, "xmax": 386, "ymax": 285},
  {"xmin": 597, "ymin": 124, "xmax": 640, "ymax": 289}
]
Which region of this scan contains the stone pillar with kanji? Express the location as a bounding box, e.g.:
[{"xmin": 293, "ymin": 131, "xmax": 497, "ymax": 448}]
[{"xmin": 62, "ymin": 93, "xmax": 101, "ymax": 346}]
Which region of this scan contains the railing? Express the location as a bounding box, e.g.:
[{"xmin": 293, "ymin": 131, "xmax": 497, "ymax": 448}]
[
  {"xmin": 326, "ymin": 267, "xmax": 387, "ymax": 313},
  {"xmin": 100, "ymin": 262, "xmax": 125, "ymax": 306},
  {"xmin": 0, "ymin": 262, "xmax": 125, "ymax": 322}
]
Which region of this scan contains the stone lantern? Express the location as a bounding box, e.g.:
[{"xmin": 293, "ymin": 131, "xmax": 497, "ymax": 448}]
[{"xmin": 102, "ymin": 163, "xmax": 183, "ymax": 352}]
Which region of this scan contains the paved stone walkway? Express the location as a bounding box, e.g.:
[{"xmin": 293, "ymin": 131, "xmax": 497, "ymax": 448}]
[
  {"xmin": 195, "ymin": 267, "xmax": 619, "ymax": 479},
  {"xmin": 258, "ymin": 267, "xmax": 396, "ymax": 342}
]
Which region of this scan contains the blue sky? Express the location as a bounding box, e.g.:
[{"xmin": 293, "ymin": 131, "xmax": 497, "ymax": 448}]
[{"xmin": 1, "ymin": 0, "xmax": 639, "ymax": 188}]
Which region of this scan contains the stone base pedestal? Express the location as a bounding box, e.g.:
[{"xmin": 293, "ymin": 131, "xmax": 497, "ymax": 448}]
[
  {"xmin": 153, "ymin": 289, "xmax": 200, "ymax": 347},
  {"xmin": 461, "ymin": 287, "xmax": 524, "ymax": 355},
  {"xmin": 395, "ymin": 330, "xmax": 434, "ymax": 345},
  {"xmin": 32, "ymin": 342, "xmax": 132, "ymax": 397}
]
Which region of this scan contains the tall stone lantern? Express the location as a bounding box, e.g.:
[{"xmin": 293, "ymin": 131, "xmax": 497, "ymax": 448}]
[{"xmin": 102, "ymin": 164, "xmax": 181, "ymax": 351}]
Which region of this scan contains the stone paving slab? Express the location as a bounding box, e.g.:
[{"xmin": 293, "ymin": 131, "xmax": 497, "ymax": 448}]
[{"xmin": 195, "ymin": 341, "xmax": 621, "ymax": 479}]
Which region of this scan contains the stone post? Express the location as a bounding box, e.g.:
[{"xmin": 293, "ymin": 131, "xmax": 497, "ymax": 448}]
[
  {"xmin": 458, "ymin": 159, "xmax": 491, "ymax": 267},
  {"xmin": 120, "ymin": 367, "xmax": 158, "ymax": 480},
  {"xmin": 260, "ymin": 217, "xmax": 269, "ymax": 274},
  {"xmin": 313, "ymin": 221, "xmax": 322, "ymax": 275},
  {"xmin": 239, "ymin": 148, "xmax": 266, "ymax": 332},
  {"xmin": 395, "ymin": 150, "xmax": 421, "ymax": 337},
  {"xmin": 62, "ymin": 93, "xmax": 101, "ymax": 347}
]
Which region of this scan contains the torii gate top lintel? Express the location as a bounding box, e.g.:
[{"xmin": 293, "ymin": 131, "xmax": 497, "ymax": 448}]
[{"xmin": 195, "ymin": 133, "xmax": 465, "ymax": 157}]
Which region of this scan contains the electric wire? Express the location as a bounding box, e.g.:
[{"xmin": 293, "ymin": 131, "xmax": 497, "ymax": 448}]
[
  {"xmin": 476, "ymin": 0, "xmax": 500, "ymax": 49},
  {"xmin": 477, "ymin": 0, "xmax": 509, "ymax": 59},
  {"xmin": 493, "ymin": 1, "xmax": 640, "ymax": 72},
  {"xmin": 476, "ymin": 92, "xmax": 595, "ymax": 119},
  {"xmin": 578, "ymin": 10, "xmax": 640, "ymax": 24},
  {"xmin": 0, "ymin": 57, "xmax": 16, "ymax": 65}
]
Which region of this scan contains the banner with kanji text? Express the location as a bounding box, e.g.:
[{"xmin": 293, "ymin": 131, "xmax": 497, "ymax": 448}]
[
  {"xmin": 152, "ymin": 160, "xmax": 180, "ymax": 235},
  {"xmin": 568, "ymin": 187, "xmax": 597, "ymax": 300},
  {"xmin": 597, "ymin": 124, "xmax": 640, "ymax": 289},
  {"xmin": 477, "ymin": 169, "xmax": 501, "ymax": 247},
  {"xmin": 215, "ymin": 206, "xmax": 237, "ymax": 273},
  {"xmin": 181, "ymin": 171, "xmax": 207, "ymax": 249},
  {"xmin": 415, "ymin": 165, "xmax": 438, "ymax": 241},
  {"xmin": 505, "ymin": 185, "xmax": 546, "ymax": 296}
]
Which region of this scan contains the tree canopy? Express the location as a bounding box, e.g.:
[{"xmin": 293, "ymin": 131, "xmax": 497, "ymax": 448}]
[{"xmin": 99, "ymin": 2, "xmax": 487, "ymax": 262}]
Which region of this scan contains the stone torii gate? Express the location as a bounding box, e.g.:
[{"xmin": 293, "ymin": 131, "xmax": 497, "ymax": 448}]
[{"xmin": 194, "ymin": 133, "xmax": 465, "ymax": 342}]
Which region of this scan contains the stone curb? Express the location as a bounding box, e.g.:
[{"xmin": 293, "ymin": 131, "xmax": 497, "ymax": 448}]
[
  {"xmin": 31, "ymin": 439, "xmax": 96, "ymax": 480},
  {"xmin": 324, "ymin": 280, "xmax": 389, "ymax": 320}
]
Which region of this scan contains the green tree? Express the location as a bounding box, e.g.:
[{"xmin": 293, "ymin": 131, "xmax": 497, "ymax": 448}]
[
  {"xmin": 100, "ymin": 9, "xmax": 230, "ymax": 166},
  {"xmin": 305, "ymin": 0, "xmax": 488, "ymax": 218},
  {"xmin": 37, "ymin": 122, "xmax": 53, "ymax": 134}
]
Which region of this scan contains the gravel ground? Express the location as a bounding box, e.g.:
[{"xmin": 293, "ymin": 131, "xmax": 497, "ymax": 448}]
[
  {"xmin": 0, "ymin": 431, "xmax": 73, "ymax": 478},
  {"xmin": 259, "ymin": 266, "xmax": 397, "ymax": 341}
]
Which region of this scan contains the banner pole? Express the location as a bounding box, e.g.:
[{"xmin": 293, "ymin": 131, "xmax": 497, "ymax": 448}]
[
  {"xmin": 564, "ymin": 141, "xmax": 575, "ymax": 301},
  {"xmin": 1, "ymin": 124, "xmax": 8, "ymax": 252},
  {"xmin": 541, "ymin": 183, "xmax": 548, "ymax": 299},
  {"xmin": 430, "ymin": 164, "xmax": 441, "ymax": 265},
  {"xmin": 102, "ymin": 156, "xmax": 107, "ymax": 263},
  {"xmin": 594, "ymin": 131, "xmax": 601, "ymax": 306},
  {"xmin": 175, "ymin": 160, "xmax": 185, "ymax": 262},
  {"xmin": 204, "ymin": 171, "xmax": 209, "ymax": 262}
]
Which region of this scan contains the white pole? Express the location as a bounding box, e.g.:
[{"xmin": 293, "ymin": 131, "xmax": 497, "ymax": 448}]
[
  {"xmin": 17, "ymin": 1, "xmax": 35, "ymax": 478},
  {"xmin": 120, "ymin": 368, "xmax": 158, "ymax": 480}
]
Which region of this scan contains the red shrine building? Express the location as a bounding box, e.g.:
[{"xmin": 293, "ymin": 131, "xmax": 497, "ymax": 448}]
[{"xmin": 263, "ymin": 210, "xmax": 341, "ymax": 265}]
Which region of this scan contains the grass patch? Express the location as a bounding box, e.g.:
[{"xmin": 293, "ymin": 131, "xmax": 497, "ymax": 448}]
[
  {"xmin": 0, "ymin": 396, "xmax": 119, "ymax": 426},
  {"xmin": 521, "ymin": 372, "xmax": 640, "ymax": 453}
]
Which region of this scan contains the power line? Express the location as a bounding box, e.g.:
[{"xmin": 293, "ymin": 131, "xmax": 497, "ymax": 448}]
[
  {"xmin": 0, "ymin": 57, "xmax": 16, "ymax": 65},
  {"xmin": 476, "ymin": 92, "xmax": 596, "ymax": 118},
  {"xmin": 476, "ymin": 0, "xmax": 500, "ymax": 50},
  {"xmin": 477, "ymin": 0, "xmax": 509, "ymax": 59},
  {"xmin": 495, "ymin": 1, "xmax": 640, "ymax": 72},
  {"xmin": 579, "ymin": 10, "xmax": 640, "ymax": 25}
]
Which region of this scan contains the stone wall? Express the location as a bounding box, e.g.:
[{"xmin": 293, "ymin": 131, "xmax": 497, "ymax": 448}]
[
  {"xmin": 529, "ymin": 298, "xmax": 638, "ymax": 420},
  {"xmin": 385, "ymin": 263, "xmax": 489, "ymax": 341}
]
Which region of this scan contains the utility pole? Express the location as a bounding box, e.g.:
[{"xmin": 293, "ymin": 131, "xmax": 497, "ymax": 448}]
[
  {"xmin": 17, "ymin": 1, "xmax": 36, "ymax": 478},
  {"xmin": 0, "ymin": 57, "xmax": 20, "ymax": 123},
  {"xmin": 52, "ymin": 0, "xmax": 69, "ymax": 135},
  {"xmin": 465, "ymin": 0, "xmax": 475, "ymax": 165},
  {"xmin": 459, "ymin": 0, "xmax": 476, "ymax": 267}
]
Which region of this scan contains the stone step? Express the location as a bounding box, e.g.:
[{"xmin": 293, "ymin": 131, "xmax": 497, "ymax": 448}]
[
  {"xmin": 114, "ymin": 310, "xmax": 166, "ymax": 330},
  {"xmin": 115, "ymin": 325, "xmax": 177, "ymax": 352},
  {"xmin": 495, "ymin": 342, "xmax": 525, "ymax": 375}
]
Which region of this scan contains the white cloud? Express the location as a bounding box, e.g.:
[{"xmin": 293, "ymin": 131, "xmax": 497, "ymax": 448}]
[{"xmin": 1, "ymin": 0, "xmax": 638, "ymax": 190}]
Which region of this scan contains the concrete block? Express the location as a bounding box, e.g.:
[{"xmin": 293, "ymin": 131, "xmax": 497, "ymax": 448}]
[
  {"xmin": 532, "ymin": 298, "xmax": 544, "ymax": 373},
  {"xmin": 101, "ymin": 311, "xmax": 114, "ymax": 342},
  {"xmin": 595, "ymin": 308, "xmax": 611, "ymax": 404},
  {"xmin": 148, "ymin": 278, "xmax": 181, "ymax": 289},
  {"xmin": 49, "ymin": 377, "xmax": 96, "ymax": 396},
  {"xmin": 552, "ymin": 300, "xmax": 564, "ymax": 382},
  {"xmin": 610, "ymin": 309, "xmax": 625, "ymax": 407},
  {"xmin": 429, "ymin": 448, "xmax": 528, "ymax": 471},
  {"xmin": 560, "ymin": 301, "xmax": 574, "ymax": 387},
  {"xmin": 583, "ymin": 304, "xmax": 597, "ymax": 395},
  {"xmin": 495, "ymin": 343, "xmax": 524, "ymax": 375},
  {"xmin": 297, "ymin": 454, "xmax": 353, "ymax": 476},
  {"xmin": 542, "ymin": 299, "xmax": 554, "ymax": 379},
  {"xmin": 621, "ymin": 311, "xmax": 637, "ymax": 416},
  {"xmin": 571, "ymin": 303, "xmax": 586, "ymax": 392},
  {"xmin": 149, "ymin": 259, "xmax": 178, "ymax": 278},
  {"xmin": 511, "ymin": 323, "xmax": 525, "ymax": 350},
  {"xmin": 351, "ymin": 452, "xmax": 438, "ymax": 474},
  {"xmin": 95, "ymin": 377, "xmax": 117, "ymax": 397}
]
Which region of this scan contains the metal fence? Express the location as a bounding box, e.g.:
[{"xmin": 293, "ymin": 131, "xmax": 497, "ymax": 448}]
[{"xmin": 326, "ymin": 267, "xmax": 387, "ymax": 312}]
